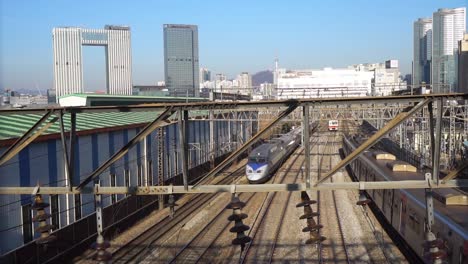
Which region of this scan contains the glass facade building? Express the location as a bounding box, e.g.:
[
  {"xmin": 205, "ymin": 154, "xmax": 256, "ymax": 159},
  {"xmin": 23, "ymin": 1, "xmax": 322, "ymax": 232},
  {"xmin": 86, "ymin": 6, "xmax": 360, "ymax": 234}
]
[
  {"xmin": 164, "ymin": 24, "xmax": 199, "ymax": 97},
  {"xmin": 432, "ymin": 7, "xmax": 466, "ymax": 93},
  {"xmin": 413, "ymin": 18, "xmax": 432, "ymax": 86}
]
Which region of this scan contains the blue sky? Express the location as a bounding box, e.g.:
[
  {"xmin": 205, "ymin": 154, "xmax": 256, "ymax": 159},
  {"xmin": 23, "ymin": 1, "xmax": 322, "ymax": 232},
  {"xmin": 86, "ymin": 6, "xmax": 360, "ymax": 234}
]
[{"xmin": 0, "ymin": 0, "xmax": 466, "ymax": 91}]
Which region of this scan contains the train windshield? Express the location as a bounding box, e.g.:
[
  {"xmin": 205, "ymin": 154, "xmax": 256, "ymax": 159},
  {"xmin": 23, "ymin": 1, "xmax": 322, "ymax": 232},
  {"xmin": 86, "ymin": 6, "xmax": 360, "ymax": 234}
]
[{"xmin": 249, "ymin": 157, "xmax": 266, "ymax": 163}]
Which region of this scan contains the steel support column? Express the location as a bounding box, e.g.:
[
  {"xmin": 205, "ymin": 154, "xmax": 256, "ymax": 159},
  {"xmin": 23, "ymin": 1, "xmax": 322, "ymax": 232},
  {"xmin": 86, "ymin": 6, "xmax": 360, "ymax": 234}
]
[
  {"xmin": 432, "ymin": 98, "xmax": 443, "ymax": 185},
  {"xmin": 58, "ymin": 112, "xmax": 72, "ymax": 190},
  {"xmin": 316, "ymin": 99, "xmax": 431, "ymax": 185},
  {"xmin": 193, "ymin": 102, "xmax": 298, "ymax": 187},
  {"xmin": 69, "ymin": 113, "xmax": 77, "ymax": 186},
  {"xmin": 77, "ymin": 107, "xmax": 176, "ymax": 189},
  {"xmin": 209, "ymin": 109, "xmax": 215, "ymax": 169},
  {"xmin": 303, "ymin": 104, "xmax": 311, "ymax": 188},
  {"xmin": 178, "ymin": 110, "xmax": 189, "ymax": 190}
]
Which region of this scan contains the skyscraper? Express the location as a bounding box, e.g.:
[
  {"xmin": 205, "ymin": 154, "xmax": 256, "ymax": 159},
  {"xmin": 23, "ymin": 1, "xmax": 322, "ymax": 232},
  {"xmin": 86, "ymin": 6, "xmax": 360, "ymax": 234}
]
[
  {"xmin": 53, "ymin": 26, "xmax": 133, "ymax": 99},
  {"xmin": 458, "ymin": 33, "xmax": 468, "ymax": 93},
  {"xmin": 432, "ymin": 7, "xmax": 466, "ymax": 93},
  {"xmin": 413, "ymin": 18, "xmax": 432, "ymax": 86},
  {"xmin": 164, "ymin": 24, "xmax": 199, "ymax": 97}
]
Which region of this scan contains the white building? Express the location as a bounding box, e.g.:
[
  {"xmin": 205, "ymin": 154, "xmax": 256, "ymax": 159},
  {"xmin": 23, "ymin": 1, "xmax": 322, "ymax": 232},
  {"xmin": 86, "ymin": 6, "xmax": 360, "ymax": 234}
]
[
  {"xmin": 253, "ymin": 83, "xmax": 276, "ymax": 101},
  {"xmin": 199, "ymin": 68, "xmax": 211, "ymax": 83},
  {"xmin": 276, "ymin": 68, "xmax": 374, "ymax": 99},
  {"xmin": 432, "ymin": 7, "xmax": 466, "ymax": 93},
  {"xmin": 236, "ymin": 72, "xmax": 252, "ymax": 95},
  {"xmin": 53, "ymin": 26, "xmax": 133, "ymax": 99},
  {"xmin": 373, "ymin": 68, "xmax": 406, "ymax": 96},
  {"xmin": 413, "ymin": 18, "xmax": 433, "ymax": 86}
]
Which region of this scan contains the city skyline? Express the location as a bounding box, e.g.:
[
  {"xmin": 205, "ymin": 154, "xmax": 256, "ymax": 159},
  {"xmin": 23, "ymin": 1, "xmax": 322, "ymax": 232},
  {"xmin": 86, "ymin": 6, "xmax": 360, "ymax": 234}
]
[{"xmin": 1, "ymin": 0, "xmax": 467, "ymax": 91}]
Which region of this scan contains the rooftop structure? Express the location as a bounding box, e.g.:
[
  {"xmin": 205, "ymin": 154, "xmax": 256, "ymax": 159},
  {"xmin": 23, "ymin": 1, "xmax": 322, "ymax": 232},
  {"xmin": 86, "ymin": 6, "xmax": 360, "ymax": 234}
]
[
  {"xmin": 58, "ymin": 93, "xmax": 206, "ymax": 107},
  {"xmin": 276, "ymin": 68, "xmax": 374, "ymax": 99}
]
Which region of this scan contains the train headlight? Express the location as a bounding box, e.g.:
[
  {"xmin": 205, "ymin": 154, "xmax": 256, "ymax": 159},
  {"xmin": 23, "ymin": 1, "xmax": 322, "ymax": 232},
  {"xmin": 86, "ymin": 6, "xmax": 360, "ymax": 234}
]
[
  {"xmin": 256, "ymin": 170, "xmax": 262, "ymax": 173},
  {"xmin": 248, "ymin": 169, "xmax": 253, "ymax": 173}
]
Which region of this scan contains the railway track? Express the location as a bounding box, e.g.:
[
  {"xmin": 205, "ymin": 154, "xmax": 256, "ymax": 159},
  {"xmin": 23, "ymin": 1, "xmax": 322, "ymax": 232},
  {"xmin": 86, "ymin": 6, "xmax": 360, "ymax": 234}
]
[
  {"xmin": 111, "ymin": 162, "xmax": 247, "ymax": 263},
  {"xmin": 317, "ymin": 131, "xmax": 352, "ymax": 263},
  {"xmin": 196, "ymin": 147, "xmax": 308, "ymax": 263},
  {"xmin": 112, "ymin": 121, "xmax": 399, "ymax": 263},
  {"xmin": 182, "ymin": 128, "xmax": 322, "ymax": 263},
  {"xmin": 239, "ymin": 149, "xmax": 305, "ymax": 263}
]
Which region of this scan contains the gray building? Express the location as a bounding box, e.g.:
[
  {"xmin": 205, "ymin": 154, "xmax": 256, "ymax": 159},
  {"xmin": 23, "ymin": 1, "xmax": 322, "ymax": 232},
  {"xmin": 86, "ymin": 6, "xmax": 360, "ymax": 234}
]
[
  {"xmin": 413, "ymin": 18, "xmax": 432, "ymax": 86},
  {"xmin": 52, "ymin": 26, "xmax": 133, "ymax": 99},
  {"xmin": 164, "ymin": 24, "xmax": 199, "ymax": 97},
  {"xmin": 458, "ymin": 33, "xmax": 468, "ymax": 93}
]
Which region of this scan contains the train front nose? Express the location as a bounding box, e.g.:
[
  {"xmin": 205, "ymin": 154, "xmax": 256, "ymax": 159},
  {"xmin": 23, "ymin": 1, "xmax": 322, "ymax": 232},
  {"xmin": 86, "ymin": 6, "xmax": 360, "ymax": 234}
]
[{"xmin": 246, "ymin": 164, "xmax": 268, "ymax": 182}]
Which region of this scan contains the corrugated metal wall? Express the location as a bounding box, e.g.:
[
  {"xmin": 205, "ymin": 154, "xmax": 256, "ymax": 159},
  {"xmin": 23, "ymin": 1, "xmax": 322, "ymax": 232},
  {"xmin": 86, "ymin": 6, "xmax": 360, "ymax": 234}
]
[{"xmin": 0, "ymin": 114, "xmax": 256, "ymax": 254}]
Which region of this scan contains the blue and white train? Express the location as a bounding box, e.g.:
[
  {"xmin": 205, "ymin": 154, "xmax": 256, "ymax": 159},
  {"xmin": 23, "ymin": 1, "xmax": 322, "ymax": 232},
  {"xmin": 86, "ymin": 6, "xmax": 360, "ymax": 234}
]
[{"xmin": 246, "ymin": 127, "xmax": 302, "ymax": 183}]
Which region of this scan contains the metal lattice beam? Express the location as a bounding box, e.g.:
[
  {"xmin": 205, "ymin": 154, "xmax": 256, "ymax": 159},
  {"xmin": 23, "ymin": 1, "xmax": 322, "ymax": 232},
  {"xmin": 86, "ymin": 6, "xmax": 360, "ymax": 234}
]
[
  {"xmin": 77, "ymin": 107, "xmax": 176, "ymax": 189},
  {"xmin": 193, "ymin": 101, "xmax": 299, "ymax": 188},
  {"xmin": 316, "ymin": 98, "xmax": 431, "ymax": 185},
  {"xmin": 1, "ymin": 180, "xmax": 468, "ymax": 195}
]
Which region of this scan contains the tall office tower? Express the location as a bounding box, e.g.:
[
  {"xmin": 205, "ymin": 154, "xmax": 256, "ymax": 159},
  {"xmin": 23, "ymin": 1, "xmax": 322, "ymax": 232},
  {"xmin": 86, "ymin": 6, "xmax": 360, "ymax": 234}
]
[
  {"xmin": 432, "ymin": 7, "xmax": 466, "ymax": 93},
  {"xmin": 413, "ymin": 18, "xmax": 432, "ymax": 86},
  {"xmin": 53, "ymin": 26, "xmax": 133, "ymax": 99},
  {"xmin": 164, "ymin": 24, "xmax": 199, "ymax": 97},
  {"xmin": 458, "ymin": 34, "xmax": 468, "ymax": 93},
  {"xmin": 199, "ymin": 68, "xmax": 211, "ymax": 83}
]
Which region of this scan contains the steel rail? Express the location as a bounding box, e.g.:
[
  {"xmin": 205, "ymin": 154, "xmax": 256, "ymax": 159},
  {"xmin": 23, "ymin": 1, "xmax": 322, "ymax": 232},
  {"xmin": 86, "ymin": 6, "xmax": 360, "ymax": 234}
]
[
  {"xmin": 266, "ymin": 158, "xmax": 305, "ymax": 263},
  {"xmin": 169, "ymin": 192, "xmax": 256, "ymax": 263},
  {"xmin": 317, "ymin": 132, "xmax": 328, "ymax": 263},
  {"xmin": 111, "ymin": 165, "xmax": 245, "ymax": 263},
  {"xmin": 192, "ymin": 102, "xmax": 298, "ymax": 188},
  {"xmin": 328, "ymin": 132, "xmax": 352, "ymax": 264},
  {"xmin": 240, "ymin": 147, "xmax": 306, "ymax": 263}
]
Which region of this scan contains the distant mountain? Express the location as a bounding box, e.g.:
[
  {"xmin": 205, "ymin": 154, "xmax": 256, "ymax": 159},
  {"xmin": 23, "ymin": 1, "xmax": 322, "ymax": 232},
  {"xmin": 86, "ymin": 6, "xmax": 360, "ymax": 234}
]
[
  {"xmin": 1, "ymin": 88, "xmax": 48, "ymax": 96},
  {"xmin": 252, "ymin": 70, "xmax": 273, "ymax": 86}
]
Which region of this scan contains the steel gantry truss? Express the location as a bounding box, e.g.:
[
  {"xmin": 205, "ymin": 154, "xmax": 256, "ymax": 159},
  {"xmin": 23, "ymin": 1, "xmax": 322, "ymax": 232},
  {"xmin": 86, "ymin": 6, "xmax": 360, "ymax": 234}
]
[{"xmin": 1, "ymin": 93, "xmax": 468, "ymax": 197}]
